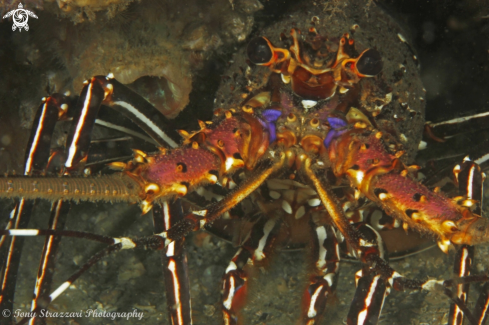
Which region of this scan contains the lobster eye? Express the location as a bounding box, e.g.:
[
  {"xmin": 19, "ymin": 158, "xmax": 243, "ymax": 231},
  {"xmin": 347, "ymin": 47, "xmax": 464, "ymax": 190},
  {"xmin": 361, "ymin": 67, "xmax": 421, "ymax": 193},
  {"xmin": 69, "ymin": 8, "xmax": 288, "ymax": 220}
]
[
  {"xmin": 247, "ymin": 37, "xmax": 273, "ymax": 65},
  {"xmin": 356, "ymin": 49, "xmax": 383, "ymax": 76}
]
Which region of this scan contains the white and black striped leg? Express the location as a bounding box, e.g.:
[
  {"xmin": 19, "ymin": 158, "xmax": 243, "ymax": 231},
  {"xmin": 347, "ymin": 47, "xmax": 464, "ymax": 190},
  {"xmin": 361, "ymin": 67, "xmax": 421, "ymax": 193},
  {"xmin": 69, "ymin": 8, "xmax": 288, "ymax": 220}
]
[
  {"xmin": 0, "ymin": 93, "xmax": 69, "ymax": 251},
  {"xmin": 0, "ymin": 94, "xmax": 69, "ymax": 324},
  {"xmin": 368, "ymin": 259, "xmax": 489, "ymax": 325},
  {"xmin": 153, "ymin": 202, "xmax": 192, "ymax": 325},
  {"xmin": 64, "ymin": 77, "xmax": 109, "ymax": 171},
  {"xmin": 449, "ymin": 157, "xmax": 484, "ymax": 325},
  {"xmin": 28, "ymin": 89, "xmax": 110, "ymax": 324},
  {"xmin": 66, "ymin": 75, "xmax": 183, "ymax": 162},
  {"xmin": 29, "ymin": 74, "xmax": 176, "ymax": 319},
  {"xmin": 101, "ymin": 76, "xmax": 181, "ymax": 148},
  {"xmin": 346, "ymin": 223, "xmax": 392, "ymax": 325},
  {"xmin": 347, "ymin": 271, "xmax": 388, "ymax": 325},
  {"xmin": 29, "ymin": 200, "xmax": 70, "ymax": 325},
  {"xmin": 0, "ymin": 199, "xmax": 35, "ymax": 323},
  {"xmin": 301, "ymin": 223, "xmax": 340, "ymax": 325},
  {"xmin": 222, "ymin": 216, "xmax": 281, "ymax": 325},
  {"xmin": 99, "ymin": 75, "xmax": 197, "ymax": 323},
  {"xmin": 63, "ymin": 76, "xmax": 182, "ymax": 165},
  {"xmin": 448, "ymin": 244, "xmax": 474, "ymax": 325},
  {"xmin": 28, "ymin": 73, "xmax": 178, "ymax": 322},
  {"xmin": 70, "ymin": 75, "xmax": 189, "ymax": 325},
  {"xmin": 304, "ymin": 160, "xmax": 392, "ymax": 324},
  {"xmin": 63, "ymin": 74, "xmax": 161, "ymax": 171}
]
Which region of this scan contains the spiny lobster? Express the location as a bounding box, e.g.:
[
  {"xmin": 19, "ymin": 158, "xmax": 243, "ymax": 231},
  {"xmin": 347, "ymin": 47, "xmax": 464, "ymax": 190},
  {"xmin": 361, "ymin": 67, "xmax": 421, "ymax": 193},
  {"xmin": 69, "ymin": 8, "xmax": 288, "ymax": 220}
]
[{"xmin": 1, "ymin": 1, "xmax": 489, "ymax": 324}]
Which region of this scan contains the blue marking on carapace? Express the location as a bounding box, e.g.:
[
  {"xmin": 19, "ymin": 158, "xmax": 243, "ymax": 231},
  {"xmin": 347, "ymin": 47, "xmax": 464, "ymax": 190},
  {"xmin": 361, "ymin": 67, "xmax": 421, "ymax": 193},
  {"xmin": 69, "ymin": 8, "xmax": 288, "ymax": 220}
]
[
  {"xmin": 261, "ymin": 109, "xmax": 282, "ymax": 143},
  {"xmin": 323, "ymin": 117, "xmax": 348, "ymax": 148}
]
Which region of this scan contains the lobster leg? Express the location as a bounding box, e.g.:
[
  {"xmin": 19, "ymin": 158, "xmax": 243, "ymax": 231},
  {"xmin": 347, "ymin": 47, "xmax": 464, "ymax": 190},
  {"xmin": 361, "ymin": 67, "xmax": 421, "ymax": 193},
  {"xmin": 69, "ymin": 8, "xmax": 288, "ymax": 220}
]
[
  {"xmin": 348, "ymin": 271, "xmax": 388, "ymax": 325},
  {"xmin": 0, "ymin": 199, "xmax": 35, "ymax": 324},
  {"xmin": 300, "ymin": 223, "xmax": 340, "ymax": 325},
  {"xmin": 303, "ymin": 154, "xmax": 404, "ymax": 325},
  {"xmin": 101, "ymin": 77, "xmax": 181, "ymax": 148},
  {"xmin": 0, "ymin": 75, "xmax": 191, "ymax": 324},
  {"xmin": 64, "ymin": 74, "xmax": 179, "ymax": 171},
  {"xmin": 31, "ymin": 83, "xmax": 113, "ymax": 323},
  {"xmin": 153, "ymin": 201, "xmax": 192, "ymax": 325},
  {"xmin": 0, "ymin": 94, "xmax": 69, "ymax": 325},
  {"xmin": 448, "ymin": 157, "xmax": 483, "ymax": 325},
  {"xmin": 448, "ymin": 245, "xmax": 474, "ymax": 325},
  {"xmin": 346, "ymin": 224, "xmax": 391, "ymax": 325},
  {"xmin": 30, "ymin": 80, "xmax": 109, "ymax": 318},
  {"xmin": 222, "ymin": 248, "xmax": 251, "ymax": 325},
  {"xmin": 30, "ymin": 90, "xmax": 105, "ymax": 324},
  {"xmin": 67, "ymin": 75, "xmax": 192, "ymax": 325},
  {"xmin": 29, "ymin": 200, "xmax": 70, "ymax": 325},
  {"xmin": 61, "ymin": 75, "xmax": 198, "ymax": 325},
  {"xmin": 222, "ymin": 215, "xmax": 281, "ymax": 325}
]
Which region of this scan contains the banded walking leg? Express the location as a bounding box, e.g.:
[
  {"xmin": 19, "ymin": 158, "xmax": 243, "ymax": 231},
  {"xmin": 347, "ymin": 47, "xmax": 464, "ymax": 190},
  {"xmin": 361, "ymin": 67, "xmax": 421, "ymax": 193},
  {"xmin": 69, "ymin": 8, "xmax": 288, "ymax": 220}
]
[
  {"xmin": 222, "ymin": 215, "xmax": 282, "ymax": 325},
  {"xmin": 356, "ymin": 253, "xmax": 489, "ymax": 325},
  {"xmin": 449, "ymin": 157, "xmax": 485, "ymax": 325},
  {"xmin": 153, "ymin": 201, "xmax": 192, "ymax": 325},
  {"xmin": 66, "ymin": 75, "xmax": 192, "ymax": 325},
  {"xmin": 30, "ymin": 87, "xmax": 112, "ymax": 324},
  {"xmin": 29, "ymin": 200, "xmax": 70, "ymax": 325},
  {"xmin": 300, "ymin": 223, "xmax": 340, "ymax": 325},
  {"xmin": 69, "ymin": 74, "xmax": 197, "ymax": 325},
  {"xmin": 100, "ymin": 77, "xmax": 180, "ymax": 148},
  {"xmin": 0, "ymin": 199, "xmax": 35, "ymax": 324},
  {"xmin": 303, "ymin": 157, "xmax": 392, "ymax": 324},
  {"xmin": 448, "ymin": 244, "xmax": 474, "ymax": 325},
  {"xmin": 346, "ymin": 223, "xmax": 391, "ymax": 325},
  {"xmin": 5, "ymin": 74, "xmax": 185, "ymax": 324},
  {"xmin": 0, "ymin": 94, "xmax": 69, "ymax": 325},
  {"xmin": 379, "ymin": 260, "xmax": 489, "ymax": 325},
  {"xmin": 63, "ymin": 74, "xmax": 177, "ymax": 172}
]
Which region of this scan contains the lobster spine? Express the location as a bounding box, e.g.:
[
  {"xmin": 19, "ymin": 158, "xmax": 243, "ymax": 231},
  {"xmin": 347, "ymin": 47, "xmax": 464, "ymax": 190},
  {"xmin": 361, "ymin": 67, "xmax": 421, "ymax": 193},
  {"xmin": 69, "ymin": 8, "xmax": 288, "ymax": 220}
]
[{"xmin": 328, "ymin": 127, "xmax": 486, "ymax": 248}]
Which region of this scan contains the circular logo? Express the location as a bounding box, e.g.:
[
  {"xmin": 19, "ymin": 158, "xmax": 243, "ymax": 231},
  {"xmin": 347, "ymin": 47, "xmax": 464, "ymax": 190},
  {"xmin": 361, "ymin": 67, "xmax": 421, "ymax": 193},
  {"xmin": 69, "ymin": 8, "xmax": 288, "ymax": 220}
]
[
  {"xmin": 13, "ymin": 10, "xmax": 28, "ymax": 28},
  {"xmin": 2, "ymin": 3, "xmax": 38, "ymax": 32}
]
